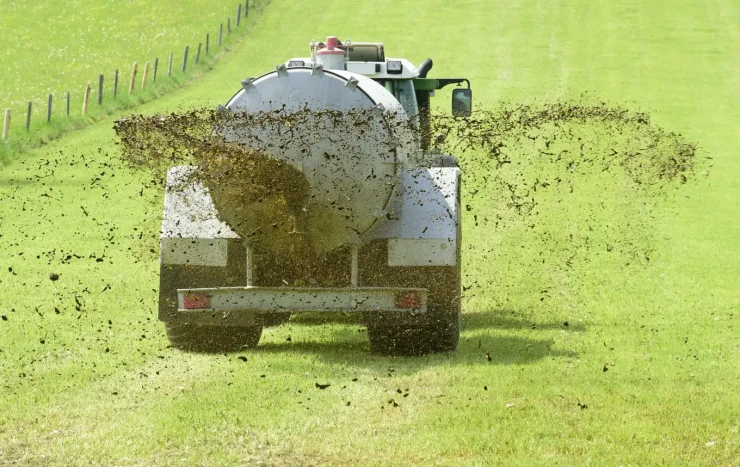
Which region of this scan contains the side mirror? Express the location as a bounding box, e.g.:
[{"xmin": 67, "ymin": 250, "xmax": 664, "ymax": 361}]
[{"xmin": 451, "ymin": 88, "xmax": 472, "ymax": 117}]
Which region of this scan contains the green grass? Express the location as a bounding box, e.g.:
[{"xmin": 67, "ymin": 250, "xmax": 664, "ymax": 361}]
[
  {"xmin": 1, "ymin": 0, "xmax": 740, "ymax": 465},
  {"xmin": 0, "ymin": 0, "xmax": 252, "ymax": 112},
  {"xmin": 0, "ymin": 0, "xmax": 266, "ymax": 161}
]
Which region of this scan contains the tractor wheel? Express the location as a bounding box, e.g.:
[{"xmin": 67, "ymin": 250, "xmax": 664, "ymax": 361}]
[
  {"xmin": 255, "ymin": 312, "xmax": 291, "ymax": 327},
  {"xmin": 361, "ymin": 240, "xmax": 461, "ymax": 356},
  {"xmin": 159, "ymin": 244, "xmax": 265, "ymax": 353},
  {"xmin": 165, "ymin": 322, "xmax": 262, "ymax": 353},
  {"xmin": 367, "ymin": 312, "xmax": 459, "ymax": 355}
]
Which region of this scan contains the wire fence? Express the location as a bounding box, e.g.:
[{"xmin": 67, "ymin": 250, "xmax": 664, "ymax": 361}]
[{"xmin": 2, "ymin": 0, "xmax": 263, "ymax": 144}]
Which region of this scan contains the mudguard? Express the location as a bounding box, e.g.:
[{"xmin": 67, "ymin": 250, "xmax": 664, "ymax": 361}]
[
  {"xmin": 159, "ymin": 165, "xmax": 461, "ymax": 267},
  {"xmin": 375, "ymin": 167, "xmax": 461, "ymax": 267}
]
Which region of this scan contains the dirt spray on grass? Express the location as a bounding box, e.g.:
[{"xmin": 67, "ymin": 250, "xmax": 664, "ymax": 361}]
[
  {"xmin": 429, "ymin": 101, "xmax": 700, "ymax": 312},
  {"xmin": 114, "ymin": 101, "xmax": 700, "ymax": 314},
  {"xmin": 115, "ymin": 110, "xmax": 312, "ymax": 258}
]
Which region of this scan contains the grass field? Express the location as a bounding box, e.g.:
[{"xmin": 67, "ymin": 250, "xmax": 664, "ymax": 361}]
[
  {"xmin": 1, "ymin": 0, "xmax": 739, "ymax": 465},
  {"xmin": 0, "ymin": 0, "xmax": 250, "ymax": 113},
  {"xmin": 0, "ymin": 0, "xmax": 268, "ymax": 162}
]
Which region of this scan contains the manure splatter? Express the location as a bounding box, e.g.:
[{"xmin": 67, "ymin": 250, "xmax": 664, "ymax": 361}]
[
  {"xmin": 430, "ymin": 101, "xmax": 699, "ymax": 310},
  {"xmin": 114, "ymin": 101, "xmax": 700, "ymax": 309}
]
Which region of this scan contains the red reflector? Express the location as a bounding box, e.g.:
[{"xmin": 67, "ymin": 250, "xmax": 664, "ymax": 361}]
[
  {"xmin": 395, "ymin": 290, "xmax": 422, "ymax": 309},
  {"xmin": 183, "ymin": 293, "xmax": 211, "ymax": 309}
]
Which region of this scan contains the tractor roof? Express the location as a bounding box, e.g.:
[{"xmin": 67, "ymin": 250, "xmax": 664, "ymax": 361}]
[
  {"xmin": 284, "ymin": 57, "xmax": 419, "ymax": 80},
  {"xmin": 282, "ymin": 39, "xmax": 420, "ymax": 80}
]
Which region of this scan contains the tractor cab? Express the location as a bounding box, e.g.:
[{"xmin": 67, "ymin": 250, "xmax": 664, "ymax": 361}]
[{"xmin": 284, "ymin": 36, "xmax": 473, "ymax": 132}]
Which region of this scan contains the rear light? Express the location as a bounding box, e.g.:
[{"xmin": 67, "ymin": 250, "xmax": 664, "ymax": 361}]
[
  {"xmin": 395, "ymin": 290, "xmax": 422, "ymax": 309},
  {"xmin": 183, "ymin": 293, "xmax": 211, "ymax": 310}
]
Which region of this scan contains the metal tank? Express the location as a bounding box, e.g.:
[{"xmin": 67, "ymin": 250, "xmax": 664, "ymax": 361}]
[{"xmin": 219, "ymin": 61, "xmax": 414, "ymax": 253}]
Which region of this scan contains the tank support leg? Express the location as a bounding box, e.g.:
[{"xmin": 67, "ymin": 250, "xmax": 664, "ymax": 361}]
[
  {"xmin": 244, "ymin": 241, "xmax": 255, "ymax": 287},
  {"xmin": 351, "ymin": 244, "xmax": 359, "ymax": 288}
]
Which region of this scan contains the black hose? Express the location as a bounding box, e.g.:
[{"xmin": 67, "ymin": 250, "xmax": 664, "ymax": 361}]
[{"xmin": 418, "ymin": 58, "xmax": 433, "ymax": 78}]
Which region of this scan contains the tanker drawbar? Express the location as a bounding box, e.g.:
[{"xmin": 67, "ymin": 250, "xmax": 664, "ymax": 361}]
[{"xmin": 158, "ymin": 36, "xmax": 471, "ymax": 355}]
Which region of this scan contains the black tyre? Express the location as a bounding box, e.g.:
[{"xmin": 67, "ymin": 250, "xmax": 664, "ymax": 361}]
[
  {"xmin": 255, "ymin": 312, "xmax": 291, "ymax": 327},
  {"xmin": 159, "ymin": 245, "xmax": 264, "ymax": 353},
  {"xmin": 165, "ymin": 322, "xmax": 262, "ymax": 353},
  {"xmin": 361, "ymin": 240, "xmax": 461, "ymax": 356},
  {"xmin": 367, "ymin": 312, "xmax": 460, "ymax": 355}
]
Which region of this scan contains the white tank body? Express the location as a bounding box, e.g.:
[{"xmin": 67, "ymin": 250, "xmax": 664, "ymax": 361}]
[{"xmin": 221, "ymin": 67, "xmax": 414, "ymax": 253}]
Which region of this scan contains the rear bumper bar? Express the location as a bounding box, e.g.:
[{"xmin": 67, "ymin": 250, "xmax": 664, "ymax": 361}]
[{"xmin": 172, "ymin": 286, "xmax": 427, "ymax": 326}]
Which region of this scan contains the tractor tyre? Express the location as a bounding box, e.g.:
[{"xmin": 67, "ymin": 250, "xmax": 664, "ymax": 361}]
[
  {"xmin": 159, "ymin": 248, "xmax": 264, "ymax": 353},
  {"xmin": 255, "ymin": 312, "xmax": 291, "ymax": 327},
  {"xmin": 361, "ymin": 240, "xmax": 461, "ymax": 356},
  {"xmin": 165, "ymin": 322, "xmax": 263, "ymax": 353},
  {"xmin": 368, "ymin": 312, "xmax": 460, "ymax": 355}
]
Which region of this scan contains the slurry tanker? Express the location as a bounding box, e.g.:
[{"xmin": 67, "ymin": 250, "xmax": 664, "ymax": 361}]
[{"xmin": 158, "ymin": 36, "xmax": 472, "ymax": 354}]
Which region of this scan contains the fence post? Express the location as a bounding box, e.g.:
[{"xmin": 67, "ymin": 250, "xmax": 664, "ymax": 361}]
[
  {"xmin": 196, "ymin": 43, "xmax": 202, "ymax": 64},
  {"xmin": 237, "ymin": 4, "xmax": 241, "ymax": 26},
  {"xmin": 206, "ymin": 33, "xmax": 210, "ymax": 55},
  {"xmin": 2, "ymin": 109, "xmax": 9, "ymax": 140},
  {"xmin": 82, "ymin": 83, "xmax": 91, "ymax": 115},
  {"xmin": 47, "ymin": 94, "xmax": 52, "ymax": 122},
  {"xmin": 66, "ymin": 92, "xmax": 70, "ymax": 116},
  {"xmin": 114, "ymin": 70, "xmax": 119, "ymax": 98},
  {"xmin": 245, "ymin": 0, "xmax": 249, "ymax": 17},
  {"xmin": 228, "ymin": 17, "xmax": 231, "ymax": 34},
  {"xmin": 168, "ymin": 53, "xmax": 173, "ymax": 77},
  {"xmin": 98, "ymin": 74, "xmax": 104, "ymax": 105},
  {"xmin": 129, "ymin": 62, "xmax": 138, "ymax": 94},
  {"xmin": 219, "ymin": 24, "xmax": 223, "ymax": 46},
  {"xmin": 26, "ymin": 102, "xmax": 32, "ymax": 132},
  {"xmin": 182, "ymin": 46, "xmax": 189, "ymax": 72},
  {"xmin": 153, "ymin": 57, "xmax": 159, "ymax": 82},
  {"xmin": 142, "ymin": 62, "xmax": 150, "ymax": 89}
]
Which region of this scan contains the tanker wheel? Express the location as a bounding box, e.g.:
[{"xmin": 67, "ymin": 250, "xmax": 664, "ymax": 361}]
[
  {"xmin": 361, "ymin": 240, "xmax": 461, "ymax": 356},
  {"xmin": 165, "ymin": 322, "xmax": 262, "ymax": 353},
  {"xmin": 255, "ymin": 313, "xmax": 291, "ymax": 327},
  {"xmin": 159, "ymin": 256, "xmax": 264, "ymax": 353},
  {"xmin": 367, "ymin": 313, "xmax": 460, "ymax": 356}
]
